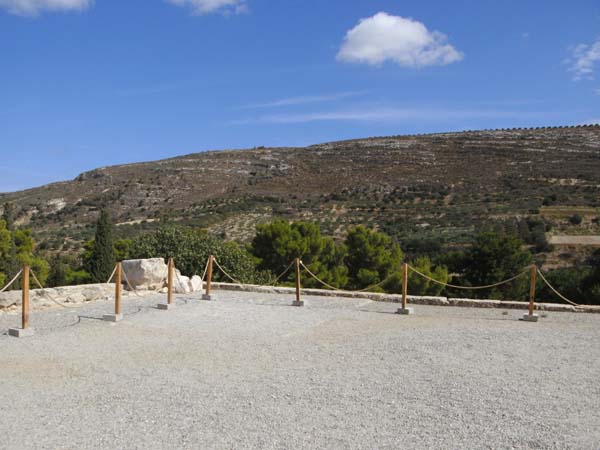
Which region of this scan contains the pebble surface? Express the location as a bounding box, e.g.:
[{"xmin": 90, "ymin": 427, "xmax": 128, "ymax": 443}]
[{"xmin": 0, "ymin": 291, "xmax": 598, "ymax": 449}]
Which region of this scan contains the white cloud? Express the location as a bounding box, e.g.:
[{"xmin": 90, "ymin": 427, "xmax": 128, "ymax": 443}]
[
  {"xmin": 233, "ymin": 106, "xmax": 548, "ymax": 125},
  {"xmin": 337, "ymin": 12, "xmax": 463, "ymax": 68},
  {"xmin": 568, "ymin": 38, "xmax": 600, "ymax": 80},
  {"xmin": 0, "ymin": 0, "xmax": 92, "ymax": 16},
  {"xmin": 166, "ymin": 0, "xmax": 247, "ymax": 15},
  {"xmin": 238, "ymin": 91, "xmax": 369, "ymax": 109}
]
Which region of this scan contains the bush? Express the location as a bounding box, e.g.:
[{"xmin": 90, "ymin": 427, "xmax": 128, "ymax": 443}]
[
  {"xmin": 131, "ymin": 225, "xmax": 269, "ymax": 284},
  {"xmin": 570, "ymin": 214, "xmax": 583, "ymax": 225}
]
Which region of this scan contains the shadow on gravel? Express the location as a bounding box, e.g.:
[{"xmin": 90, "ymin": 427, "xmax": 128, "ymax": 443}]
[
  {"xmin": 78, "ymin": 315, "xmax": 104, "ymax": 322},
  {"xmin": 356, "ymin": 308, "xmax": 518, "ymax": 322}
]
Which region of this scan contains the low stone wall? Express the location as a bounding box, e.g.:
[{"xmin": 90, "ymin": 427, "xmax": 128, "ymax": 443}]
[
  {"xmin": 2, "ymin": 280, "xmax": 598, "ymax": 314},
  {"xmin": 209, "ymin": 282, "xmax": 600, "ymax": 314},
  {"xmin": 0, "ymin": 283, "xmax": 153, "ymax": 311}
]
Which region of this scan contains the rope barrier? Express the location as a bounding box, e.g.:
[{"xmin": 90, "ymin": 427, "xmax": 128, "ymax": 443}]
[
  {"xmin": 0, "ymin": 269, "xmax": 23, "ymax": 294},
  {"xmin": 200, "ymin": 257, "xmax": 209, "ymax": 283},
  {"xmin": 212, "ymin": 258, "xmax": 244, "ymax": 286},
  {"xmin": 121, "ymin": 268, "xmax": 146, "ymax": 298},
  {"xmin": 300, "ymin": 261, "xmax": 397, "ymax": 293},
  {"xmin": 536, "ymin": 269, "xmax": 582, "ymax": 307},
  {"xmin": 106, "ymin": 265, "xmax": 118, "ymax": 284},
  {"xmin": 30, "ymin": 269, "xmax": 89, "ymax": 309},
  {"xmin": 268, "ymin": 260, "xmax": 296, "ymax": 286},
  {"xmin": 407, "ymin": 265, "xmax": 528, "ymax": 290}
]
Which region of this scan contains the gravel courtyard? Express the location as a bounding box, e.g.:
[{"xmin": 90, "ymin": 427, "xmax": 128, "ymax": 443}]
[{"xmin": 0, "ymin": 291, "xmax": 598, "ymax": 450}]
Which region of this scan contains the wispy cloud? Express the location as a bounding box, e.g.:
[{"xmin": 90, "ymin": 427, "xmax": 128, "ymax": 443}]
[
  {"xmin": 232, "ymin": 106, "xmax": 552, "ymax": 125},
  {"xmin": 0, "ymin": 0, "xmax": 92, "ymax": 17},
  {"xmin": 237, "ymin": 91, "xmax": 369, "ymax": 110},
  {"xmin": 567, "ymin": 38, "xmax": 600, "ymax": 80},
  {"xmin": 117, "ymin": 83, "xmax": 189, "ymax": 97},
  {"xmin": 165, "ymin": 0, "xmax": 247, "ymax": 16}
]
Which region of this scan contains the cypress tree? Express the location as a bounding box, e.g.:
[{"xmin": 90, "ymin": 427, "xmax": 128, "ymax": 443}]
[
  {"xmin": 1, "ymin": 202, "xmax": 20, "ymax": 278},
  {"xmin": 89, "ymin": 209, "xmax": 115, "ymax": 283}
]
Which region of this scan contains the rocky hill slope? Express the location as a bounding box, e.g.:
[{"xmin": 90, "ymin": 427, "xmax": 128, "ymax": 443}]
[{"xmin": 1, "ymin": 125, "xmax": 599, "ymax": 252}]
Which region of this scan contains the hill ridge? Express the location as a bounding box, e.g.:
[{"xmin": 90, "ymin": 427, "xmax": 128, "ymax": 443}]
[{"xmin": 0, "ymin": 125, "xmax": 598, "ymax": 255}]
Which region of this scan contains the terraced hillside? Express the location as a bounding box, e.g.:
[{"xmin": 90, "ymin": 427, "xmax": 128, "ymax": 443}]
[{"xmin": 1, "ymin": 125, "xmax": 599, "ymax": 254}]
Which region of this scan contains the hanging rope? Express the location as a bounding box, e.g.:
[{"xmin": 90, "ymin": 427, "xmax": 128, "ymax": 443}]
[
  {"xmin": 200, "ymin": 257, "xmax": 209, "ymax": 282},
  {"xmin": 267, "ymin": 260, "xmax": 296, "ymax": 286},
  {"xmin": 536, "ymin": 269, "xmax": 582, "ymax": 307},
  {"xmin": 30, "ymin": 269, "xmax": 91, "ymax": 309},
  {"xmin": 105, "ymin": 265, "xmax": 118, "ymax": 284},
  {"xmin": 300, "ymin": 261, "xmax": 397, "ymax": 293},
  {"xmin": 212, "ymin": 258, "xmax": 244, "ymax": 286},
  {"xmin": 121, "ymin": 268, "xmax": 146, "ymax": 298},
  {"xmin": 0, "ymin": 269, "xmax": 23, "ymax": 294},
  {"xmin": 408, "ymin": 265, "xmax": 528, "ymax": 290}
]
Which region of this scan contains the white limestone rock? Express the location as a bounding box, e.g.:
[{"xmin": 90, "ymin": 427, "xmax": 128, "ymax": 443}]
[
  {"xmin": 122, "ymin": 258, "xmax": 168, "ymax": 290},
  {"xmin": 189, "ymin": 275, "xmax": 203, "ymax": 292},
  {"xmin": 173, "ymin": 270, "xmax": 191, "ymax": 294}
]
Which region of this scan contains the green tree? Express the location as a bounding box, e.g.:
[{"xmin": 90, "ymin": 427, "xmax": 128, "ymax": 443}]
[
  {"xmin": 344, "ymin": 226, "xmax": 402, "ymax": 290},
  {"xmin": 1, "ymin": 202, "xmax": 19, "ymax": 279},
  {"xmin": 406, "ymin": 256, "xmax": 450, "ymax": 296},
  {"xmin": 582, "ymin": 250, "xmax": 600, "ymax": 305},
  {"xmin": 460, "ymin": 232, "xmax": 533, "ymax": 300},
  {"xmin": 87, "ymin": 209, "xmax": 116, "ymax": 283},
  {"xmin": 0, "ymin": 219, "xmax": 11, "ymax": 286},
  {"xmin": 249, "ymin": 220, "xmax": 348, "ymax": 287},
  {"xmin": 47, "ymin": 254, "xmax": 68, "ymax": 288},
  {"xmin": 115, "ymin": 238, "xmax": 132, "ymax": 261}
]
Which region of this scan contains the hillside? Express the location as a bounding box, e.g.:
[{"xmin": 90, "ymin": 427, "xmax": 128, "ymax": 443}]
[{"xmin": 1, "ymin": 125, "xmax": 599, "ymax": 259}]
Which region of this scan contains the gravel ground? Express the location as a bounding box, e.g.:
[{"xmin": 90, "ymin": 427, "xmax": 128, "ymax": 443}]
[{"xmin": 0, "ymin": 291, "xmax": 598, "ymax": 450}]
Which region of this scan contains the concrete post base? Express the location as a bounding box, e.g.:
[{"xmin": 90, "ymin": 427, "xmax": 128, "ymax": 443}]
[
  {"xmin": 521, "ymin": 313, "xmax": 539, "ymax": 322},
  {"xmin": 103, "ymin": 313, "xmax": 123, "ymax": 322},
  {"xmin": 8, "ymin": 328, "xmax": 35, "ymax": 338},
  {"xmin": 157, "ymin": 303, "xmax": 175, "ymax": 310},
  {"xmin": 292, "ymin": 301, "xmax": 304, "ymax": 307},
  {"xmin": 202, "ymin": 294, "xmax": 213, "ymax": 301},
  {"xmin": 396, "ymin": 308, "xmax": 414, "ymax": 315}
]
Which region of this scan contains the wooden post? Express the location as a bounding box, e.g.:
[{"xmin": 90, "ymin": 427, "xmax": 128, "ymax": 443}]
[
  {"xmin": 402, "ymin": 263, "xmax": 408, "ymax": 310},
  {"xmin": 202, "ymin": 255, "xmax": 214, "ymax": 300},
  {"xmin": 529, "ymin": 265, "xmax": 536, "ymax": 315},
  {"xmin": 115, "ymin": 262, "xmax": 122, "ymax": 316},
  {"xmin": 103, "ymin": 264, "xmax": 124, "ymax": 321},
  {"xmin": 22, "ymin": 265, "xmax": 30, "ymax": 330},
  {"xmin": 522, "ymin": 264, "xmax": 539, "ymax": 322},
  {"xmin": 9, "ymin": 265, "xmax": 35, "ymax": 336},
  {"xmin": 167, "ymin": 257, "xmax": 174, "ymax": 305},
  {"xmin": 293, "ymin": 258, "xmax": 303, "ymax": 307},
  {"xmin": 396, "ymin": 263, "xmax": 412, "ymax": 315}
]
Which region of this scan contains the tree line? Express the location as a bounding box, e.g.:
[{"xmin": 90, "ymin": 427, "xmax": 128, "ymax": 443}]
[{"xmin": 1, "ymin": 206, "xmax": 599, "ymax": 305}]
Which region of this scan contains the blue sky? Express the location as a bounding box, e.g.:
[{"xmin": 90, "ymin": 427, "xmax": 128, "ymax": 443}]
[{"xmin": 0, "ymin": 0, "xmax": 599, "ymax": 192}]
